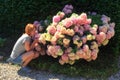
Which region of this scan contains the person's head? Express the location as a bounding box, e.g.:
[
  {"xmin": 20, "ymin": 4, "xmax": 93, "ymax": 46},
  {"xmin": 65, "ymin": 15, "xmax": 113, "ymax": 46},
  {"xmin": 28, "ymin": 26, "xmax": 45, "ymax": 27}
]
[{"xmin": 25, "ymin": 23, "xmax": 36, "ymax": 36}]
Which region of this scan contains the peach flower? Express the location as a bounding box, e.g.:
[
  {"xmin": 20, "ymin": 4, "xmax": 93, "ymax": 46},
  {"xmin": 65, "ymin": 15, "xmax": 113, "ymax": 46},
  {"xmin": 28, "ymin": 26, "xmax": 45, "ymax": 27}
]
[
  {"xmin": 58, "ymin": 12, "xmax": 65, "ymax": 19},
  {"xmin": 59, "ymin": 59, "xmax": 65, "ymax": 65},
  {"xmin": 96, "ymin": 32, "xmax": 106, "ymax": 43},
  {"xmin": 51, "ymin": 36, "xmax": 57, "ymax": 45}
]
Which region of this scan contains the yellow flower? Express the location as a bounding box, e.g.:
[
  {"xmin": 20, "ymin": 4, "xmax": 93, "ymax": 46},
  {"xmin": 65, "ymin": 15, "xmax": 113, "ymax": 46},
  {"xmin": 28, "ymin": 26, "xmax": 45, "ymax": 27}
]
[
  {"xmin": 77, "ymin": 41, "xmax": 82, "ymax": 48},
  {"xmin": 75, "ymin": 54, "xmax": 80, "ymax": 60},
  {"xmin": 68, "ymin": 53, "xmax": 75, "ymax": 57},
  {"xmin": 68, "ymin": 53, "xmax": 76, "ymax": 61},
  {"xmin": 73, "ymin": 40, "xmax": 78, "ymax": 44},
  {"xmin": 57, "ymin": 49, "xmax": 63, "ymax": 56},
  {"xmin": 45, "ymin": 33, "xmax": 52, "ymax": 41},
  {"xmin": 102, "ymin": 39, "xmax": 109, "ymax": 46},
  {"xmin": 68, "ymin": 60, "xmax": 75, "ymax": 65},
  {"xmin": 90, "ymin": 41, "xmax": 98, "ymax": 49},
  {"xmin": 52, "ymin": 54, "xmax": 58, "ymax": 58},
  {"xmin": 39, "ymin": 34, "xmax": 46, "ymax": 44},
  {"xmin": 63, "ymin": 38, "xmax": 70, "ymax": 46},
  {"xmin": 66, "ymin": 29, "xmax": 75, "ymax": 36},
  {"xmin": 87, "ymin": 34, "xmax": 93, "ymax": 40}
]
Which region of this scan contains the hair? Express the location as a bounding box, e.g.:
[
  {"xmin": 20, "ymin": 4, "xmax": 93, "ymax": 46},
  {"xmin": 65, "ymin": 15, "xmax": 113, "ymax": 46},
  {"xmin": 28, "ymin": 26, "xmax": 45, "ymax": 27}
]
[{"xmin": 25, "ymin": 23, "xmax": 35, "ymax": 35}]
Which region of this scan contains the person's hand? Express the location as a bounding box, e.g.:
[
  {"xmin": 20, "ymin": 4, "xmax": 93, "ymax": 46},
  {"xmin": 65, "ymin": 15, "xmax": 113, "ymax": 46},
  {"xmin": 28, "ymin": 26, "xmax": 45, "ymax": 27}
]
[{"xmin": 34, "ymin": 38, "xmax": 39, "ymax": 43}]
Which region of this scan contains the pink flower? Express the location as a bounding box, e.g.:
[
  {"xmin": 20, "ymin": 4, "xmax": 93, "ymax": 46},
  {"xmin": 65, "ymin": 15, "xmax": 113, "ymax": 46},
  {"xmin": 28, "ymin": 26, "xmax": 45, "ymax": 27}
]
[
  {"xmin": 63, "ymin": 18, "xmax": 73, "ymax": 28},
  {"xmin": 47, "ymin": 45, "xmax": 56, "ymax": 55},
  {"xmin": 90, "ymin": 29, "xmax": 97, "ymax": 35},
  {"xmin": 106, "ymin": 28, "xmax": 115, "ymax": 39},
  {"xmin": 81, "ymin": 36, "xmax": 87, "ymax": 44},
  {"xmin": 74, "ymin": 26, "xmax": 79, "ymax": 32},
  {"xmin": 53, "ymin": 15, "xmax": 61, "ymax": 23},
  {"xmin": 78, "ymin": 30, "xmax": 83, "ymax": 36},
  {"xmin": 80, "ymin": 13, "xmax": 87, "ymax": 20},
  {"xmin": 83, "ymin": 44, "xmax": 89, "ymax": 53},
  {"xmin": 65, "ymin": 47, "xmax": 72, "ymax": 53},
  {"xmin": 76, "ymin": 50, "xmax": 84, "ymax": 58},
  {"xmin": 61, "ymin": 53, "xmax": 69, "ymax": 63},
  {"xmin": 91, "ymin": 50, "xmax": 98, "ymax": 60},
  {"xmin": 54, "ymin": 32, "xmax": 60, "ymax": 38},
  {"xmin": 47, "ymin": 25, "xmax": 56, "ymax": 35},
  {"xmin": 77, "ymin": 16, "xmax": 85, "ymax": 25},
  {"xmin": 84, "ymin": 24, "xmax": 90, "ymax": 31},
  {"xmin": 72, "ymin": 18, "xmax": 78, "ymax": 25},
  {"xmin": 34, "ymin": 33, "xmax": 40, "ymax": 39},
  {"xmin": 85, "ymin": 19, "xmax": 92, "ymax": 24}
]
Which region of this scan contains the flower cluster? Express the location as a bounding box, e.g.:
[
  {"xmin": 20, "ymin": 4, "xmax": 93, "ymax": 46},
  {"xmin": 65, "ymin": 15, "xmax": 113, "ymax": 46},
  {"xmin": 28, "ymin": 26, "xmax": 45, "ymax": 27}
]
[{"xmin": 38, "ymin": 5, "xmax": 115, "ymax": 65}]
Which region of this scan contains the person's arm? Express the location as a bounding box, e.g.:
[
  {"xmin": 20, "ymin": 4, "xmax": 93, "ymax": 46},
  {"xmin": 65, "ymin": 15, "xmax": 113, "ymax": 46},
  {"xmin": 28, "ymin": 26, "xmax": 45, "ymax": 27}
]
[{"xmin": 24, "ymin": 39, "xmax": 38, "ymax": 51}]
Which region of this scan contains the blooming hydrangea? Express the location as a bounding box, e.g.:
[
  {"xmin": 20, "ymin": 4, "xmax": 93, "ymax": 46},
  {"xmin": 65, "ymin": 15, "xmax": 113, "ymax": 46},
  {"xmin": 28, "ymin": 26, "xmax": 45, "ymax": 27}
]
[{"xmin": 38, "ymin": 5, "xmax": 115, "ymax": 65}]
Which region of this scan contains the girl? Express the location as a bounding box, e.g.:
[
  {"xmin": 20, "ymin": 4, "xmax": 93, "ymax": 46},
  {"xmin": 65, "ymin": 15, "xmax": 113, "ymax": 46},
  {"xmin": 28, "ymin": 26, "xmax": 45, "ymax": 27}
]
[{"xmin": 7, "ymin": 23, "xmax": 40, "ymax": 73}]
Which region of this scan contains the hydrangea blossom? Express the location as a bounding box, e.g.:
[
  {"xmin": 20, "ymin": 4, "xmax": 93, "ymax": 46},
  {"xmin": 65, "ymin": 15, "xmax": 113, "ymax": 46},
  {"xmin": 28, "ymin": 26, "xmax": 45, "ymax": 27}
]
[{"xmin": 37, "ymin": 5, "xmax": 115, "ymax": 65}]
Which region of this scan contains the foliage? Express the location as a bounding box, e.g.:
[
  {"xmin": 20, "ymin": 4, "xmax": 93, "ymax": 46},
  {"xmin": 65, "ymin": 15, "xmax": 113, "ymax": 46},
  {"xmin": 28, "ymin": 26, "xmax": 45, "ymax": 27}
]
[{"xmin": 0, "ymin": 37, "xmax": 6, "ymax": 47}]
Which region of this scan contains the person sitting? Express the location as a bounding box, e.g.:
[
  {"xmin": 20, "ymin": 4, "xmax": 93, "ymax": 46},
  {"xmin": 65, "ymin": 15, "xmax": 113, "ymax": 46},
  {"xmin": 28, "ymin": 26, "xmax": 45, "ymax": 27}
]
[{"xmin": 6, "ymin": 23, "xmax": 41, "ymax": 73}]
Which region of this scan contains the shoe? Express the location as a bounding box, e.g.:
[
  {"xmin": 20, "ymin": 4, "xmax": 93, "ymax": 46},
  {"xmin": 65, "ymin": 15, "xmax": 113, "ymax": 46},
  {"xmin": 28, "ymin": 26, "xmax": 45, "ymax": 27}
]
[
  {"xmin": 12, "ymin": 59, "xmax": 22, "ymax": 65},
  {"xmin": 20, "ymin": 66, "xmax": 32, "ymax": 73}
]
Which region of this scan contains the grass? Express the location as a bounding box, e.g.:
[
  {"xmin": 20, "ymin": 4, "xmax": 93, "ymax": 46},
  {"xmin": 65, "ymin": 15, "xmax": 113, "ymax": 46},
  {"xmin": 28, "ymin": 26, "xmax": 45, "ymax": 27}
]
[{"xmin": 29, "ymin": 45, "xmax": 119, "ymax": 79}]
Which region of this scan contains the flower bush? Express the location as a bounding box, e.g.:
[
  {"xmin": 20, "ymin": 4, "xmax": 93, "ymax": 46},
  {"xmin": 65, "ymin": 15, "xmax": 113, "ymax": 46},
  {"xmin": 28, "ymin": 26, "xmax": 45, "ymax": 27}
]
[{"xmin": 38, "ymin": 5, "xmax": 115, "ymax": 65}]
